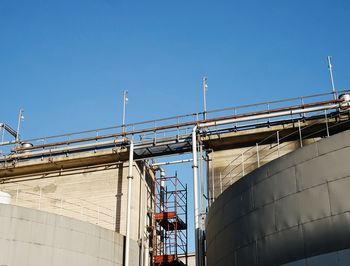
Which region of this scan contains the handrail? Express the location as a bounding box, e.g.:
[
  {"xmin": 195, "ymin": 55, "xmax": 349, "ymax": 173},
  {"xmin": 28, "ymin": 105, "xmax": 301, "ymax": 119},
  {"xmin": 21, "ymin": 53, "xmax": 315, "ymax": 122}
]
[
  {"xmin": 1, "ymin": 90, "xmax": 346, "ymax": 146},
  {"xmin": 0, "ymin": 90, "xmax": 348, "ymax": 157},
  {"xmin": 10, "ymin": 98, "xmax": 344, "ymax": 152}
]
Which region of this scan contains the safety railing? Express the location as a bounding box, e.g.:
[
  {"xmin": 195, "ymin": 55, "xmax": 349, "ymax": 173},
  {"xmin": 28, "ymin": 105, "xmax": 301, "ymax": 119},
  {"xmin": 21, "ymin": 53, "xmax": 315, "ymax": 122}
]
[
  {"xmin": 0, "ymin": 90, "xmax": 347, "ymax": 158},
  {"xmin": 212, "ymin": 109, "xmax": 350, "ymax": 198},
  {"xmin": 0, "ymin": 182, "xmax": 116, "ymax": 230}
]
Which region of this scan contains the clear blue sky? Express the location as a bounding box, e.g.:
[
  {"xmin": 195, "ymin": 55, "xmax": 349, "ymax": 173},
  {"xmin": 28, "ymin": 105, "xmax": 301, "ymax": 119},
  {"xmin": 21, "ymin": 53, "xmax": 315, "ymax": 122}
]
[{"xmin": 1, "ymin": 0, "xmax": 350, "ymax": 252}]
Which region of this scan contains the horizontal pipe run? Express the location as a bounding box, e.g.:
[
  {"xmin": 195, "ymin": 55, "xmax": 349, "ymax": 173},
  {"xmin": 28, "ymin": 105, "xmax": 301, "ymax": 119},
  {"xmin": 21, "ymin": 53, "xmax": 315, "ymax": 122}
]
[
  {"xmin": 7, "ymin": 89, "xmax": 348, "ymax": 148},
  {"xmin": 0, "ymin": 135, "xmax": 192, "ymax": 161},
  {"xmin": 8, "ymin": 99, "xmax": 343, "ymax": 152},
  {"xmin": 199, "ymin": 103, "xmax": 340, "ymax": 128},
  {"xmin": 151, "ymin": 158, "xmax": 193, "ymax": 166}
]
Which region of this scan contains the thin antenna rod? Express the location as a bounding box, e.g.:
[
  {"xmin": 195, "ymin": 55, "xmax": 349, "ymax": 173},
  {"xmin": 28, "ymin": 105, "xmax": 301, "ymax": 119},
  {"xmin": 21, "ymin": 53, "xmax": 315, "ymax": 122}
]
[
  {"xmin": 327, "ymin": 56, "xmax": 337, "ymax": 100},
  {"xmin": 16, "ymin": 109, "xmax": 24, "ymax": 143},
  {"xmin": 122, "ymin": 90, "xmax": 128, "ymax": 133},
  {"xmin": 203, "ymin": 76, "xmax": 208, "ymax": 120}
]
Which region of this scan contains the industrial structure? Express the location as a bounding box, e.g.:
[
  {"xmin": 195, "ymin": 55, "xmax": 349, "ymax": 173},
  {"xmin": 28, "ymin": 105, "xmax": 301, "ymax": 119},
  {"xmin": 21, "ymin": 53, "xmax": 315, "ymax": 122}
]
[{"xmin": 1, "ymin": 89, "xmax": 350, "ymax": 265}]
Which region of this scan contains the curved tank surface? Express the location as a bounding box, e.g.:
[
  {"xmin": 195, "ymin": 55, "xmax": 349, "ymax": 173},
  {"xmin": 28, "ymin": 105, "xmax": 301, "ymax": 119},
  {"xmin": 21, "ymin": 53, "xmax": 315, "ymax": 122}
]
[
  {"xmin": 0, "ymin": 204, "xmax": 140, "ymax": 266},
  {"xmin": 206, "ymin": 129, "xmax": 350, "ymax": 266}
]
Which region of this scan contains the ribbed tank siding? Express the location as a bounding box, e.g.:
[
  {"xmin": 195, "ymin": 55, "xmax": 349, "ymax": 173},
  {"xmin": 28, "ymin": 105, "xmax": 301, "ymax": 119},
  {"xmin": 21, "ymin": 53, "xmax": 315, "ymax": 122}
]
[
  {"xmin": 281, "ymin": 248, "xmax": 350, "ymax": 266},
  {"xmin": 0, "ymin": 204, "xmax": 136, "ymax": 266},
  {"xmin": 206, "ymin": 129, "xmax": 350, "ymax": 266}
]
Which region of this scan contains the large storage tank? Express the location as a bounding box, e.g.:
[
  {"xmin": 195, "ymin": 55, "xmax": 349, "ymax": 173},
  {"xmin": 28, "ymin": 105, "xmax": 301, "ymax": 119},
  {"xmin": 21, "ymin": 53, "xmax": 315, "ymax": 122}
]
[{"xmin": 206, "ymin": 129, "xmax": 350, "ymax": 266}]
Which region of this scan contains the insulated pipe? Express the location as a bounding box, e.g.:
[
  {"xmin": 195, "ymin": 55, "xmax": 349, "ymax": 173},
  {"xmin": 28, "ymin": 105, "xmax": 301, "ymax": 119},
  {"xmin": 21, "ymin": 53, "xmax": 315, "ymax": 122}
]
[
  {"xmin": 191, "ymin": 101, "xmax": 348, "ymax": 266},
  {"xmin": 191, "ymin": 125, "xmax": 201, "ymax": 266},
  {"xmin": 152, "ymin": 158, "xmax": 193, "ymax": 166},
  {"xmin": 199, "ymin": 103, "xmax": 340, "ymax": 128},
  {"xmin": 0, "ymin": 123, "xmax": 18, "ymax": 138},
  {"xmin": 125, "ymin": 141, "xmax": 134, "ymax": 266}
]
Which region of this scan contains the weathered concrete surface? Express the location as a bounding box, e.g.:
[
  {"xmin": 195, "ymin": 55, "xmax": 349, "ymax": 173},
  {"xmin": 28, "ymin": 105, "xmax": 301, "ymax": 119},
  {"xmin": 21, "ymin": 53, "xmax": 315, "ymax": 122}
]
[
  {"xmin": 206, "ymin": 140, "xmax": 307, "ymax": 204},
  {"xmin": 0, "ymin": 204, "xmax": 138, "ymax": 266},
  {"xmin": 0, "ymin": 146, "xmax": 129, "ymax": 180},
  {"xmin": 204, "ymin": 116, "xmax": 349, "ymax": 203},
  {"xmin": 0, "ymin": 150, "xmax": 154, "ymax": 246},
  {"xmin": 206, "ymin": 129, "xmax": 350, "ymax": 266}
]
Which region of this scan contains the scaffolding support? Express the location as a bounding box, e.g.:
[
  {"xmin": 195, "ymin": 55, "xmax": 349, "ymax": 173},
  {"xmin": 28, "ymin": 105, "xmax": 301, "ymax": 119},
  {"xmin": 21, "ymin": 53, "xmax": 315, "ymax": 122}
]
[{"xmin": 152, "ymin": 172, "xmax": 188, "ymax": 266}]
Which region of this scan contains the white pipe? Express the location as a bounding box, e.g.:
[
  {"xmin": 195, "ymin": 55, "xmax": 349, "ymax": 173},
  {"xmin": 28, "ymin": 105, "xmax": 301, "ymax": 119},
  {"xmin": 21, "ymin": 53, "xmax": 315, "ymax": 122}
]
[
  {"xmin": 191, "ymin": 102, "xmax": 344, "ymax": 266},
  {"xmin": 152, "ymin": 158, "xmax": 193, "ymax": 166},
  {"xmin": 191, "ymin": 126, "xmax": 200, "ymax": 266},
  {"xmin": 139, "ymin": 164, "xmax": 145, "ymax": 266},
  {"xmin": 125, "ymin": 141, "xmax": 134, "ymax": 266},
  {"xmin": 199, "ymin": 103, "xmax": 340, "ymax": 128},
  {"xmin": 142, "ymin": 177, "xmax": 149, "ymax": 266},
  {"xmin": 3, "ymin": 138, "xmax": 125, "ymax": 160}
]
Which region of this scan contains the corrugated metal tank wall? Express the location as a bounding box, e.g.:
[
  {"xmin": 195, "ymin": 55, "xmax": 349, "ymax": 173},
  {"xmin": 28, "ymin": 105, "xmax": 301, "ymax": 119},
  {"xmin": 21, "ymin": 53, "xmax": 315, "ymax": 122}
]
[{"xmin": 206, "ymin": 129, "xmax": 350, "ymax": 266}]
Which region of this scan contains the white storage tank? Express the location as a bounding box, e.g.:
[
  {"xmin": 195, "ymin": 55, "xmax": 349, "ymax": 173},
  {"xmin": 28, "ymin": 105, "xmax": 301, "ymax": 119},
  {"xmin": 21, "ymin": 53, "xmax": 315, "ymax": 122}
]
[{"xmin": 0, "ymin": 191, "xmax": 11, "ymax": 204}]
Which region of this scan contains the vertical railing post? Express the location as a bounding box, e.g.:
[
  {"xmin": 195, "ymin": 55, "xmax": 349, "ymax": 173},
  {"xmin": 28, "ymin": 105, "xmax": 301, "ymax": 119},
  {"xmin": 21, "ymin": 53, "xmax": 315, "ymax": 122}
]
[
  {"xmin": 298, "ymin": 120, "xmax": 303, "ymax": 147},
  {"xmin": 234, "ymin": 108, "xmax": 237, "ymax": 129},
  {"xmin": 177, "ymin": 117, "xmax": 180, "ymax": 140},
  {"xmin": 325, "ymin": 110, "xmax": 330, "ymax": 137},
  {"xmin": 256, "ymin": 143, "xmax": 260, "ymax": 168},
  {"xmin": 276, "ymin": 131, "xmax": 280, "ymax": 157},
  {"xmin": 301, "ymin": 97, "xmax": 305, "ymax": 118},
  {"xmin": 153, "ymin": 121, "xmax": 157, "ymax": 144}
]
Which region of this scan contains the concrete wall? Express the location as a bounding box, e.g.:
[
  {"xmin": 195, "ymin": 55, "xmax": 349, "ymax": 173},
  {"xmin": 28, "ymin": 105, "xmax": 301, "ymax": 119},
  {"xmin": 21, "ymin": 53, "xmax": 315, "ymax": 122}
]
[
  {"xmin": 0, "ymin": 161, "xmax": 152, "ymax": 244},
  {"xmin": 0, "ymin": 204, "xmax": 141, "ymax": 266},
  {"xmin": 206, "ymin": 129, "xmax": 350, "ymax": 266}
]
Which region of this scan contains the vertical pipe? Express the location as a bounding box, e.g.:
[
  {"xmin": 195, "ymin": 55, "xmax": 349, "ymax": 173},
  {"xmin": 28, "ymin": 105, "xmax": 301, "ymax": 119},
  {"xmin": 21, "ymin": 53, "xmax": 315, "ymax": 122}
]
[
  {"xmin": 256, "ymin": 143, "xmax": 260, "ymax": 168},
  {"xmin": 199, "ymin": 143, "xmax": 205, "ymax": 230},
  {"xmin": 211, "ymin": 156, "xmax": 215, "ymax": 205},
  {"xmin": 140, "ymin": 164, "xmax": 146, "ymax": 266},
  {"xmin": 125, "ymin": 141, "xmax": 134, "ymax": 266},
  {"xmin": 192, "ymin": 126, "xmax": 200, "ymax": 266}
]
